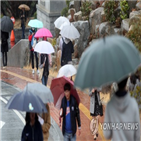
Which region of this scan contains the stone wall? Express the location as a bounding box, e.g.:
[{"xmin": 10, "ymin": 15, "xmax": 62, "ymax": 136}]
[{"xmin": 37, "ymin": 0, "xmax": 66, "ymax": 37}]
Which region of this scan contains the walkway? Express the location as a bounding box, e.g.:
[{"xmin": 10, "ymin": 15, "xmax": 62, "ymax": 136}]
[{"xmin": 0, "ymin": 67, "xmax": 108, "ymax": 141}]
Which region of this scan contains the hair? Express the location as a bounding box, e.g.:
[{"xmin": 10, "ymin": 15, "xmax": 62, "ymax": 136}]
[
  {"xmin": 118, "ymin": 77, "xmax": 128, "ymax": 90},
  {"xmin": 25, "ymin": 112, "xmax": 38, "ymax": 124},
  {"xmin": 64, "ymin": 83, "xmax": 71, "ymax": 91}
]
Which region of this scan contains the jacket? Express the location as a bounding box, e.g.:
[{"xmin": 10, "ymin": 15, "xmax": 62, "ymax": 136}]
[
  {"xmin": 21, "ymin": 121, "xmax": 43, "ymax": 141},
  {"xmin": 1, "ymin": 31, "xmax": 9, "ymax": 53},
  {"xmin": 104, "ymin": 93, "xmax": 140, "ymax": 141},
  {"xmin": 40, "ymin": 54, "xmax": 49, "ymax": 77},
  {"xmin": 42, "ymin": 104, "xmax": 51, "ymax": 141},
  {"xmin": 61, "ymin": 38, "xmax": 74, "ymax": 66},
  {"xmin": 61, "ymin": 95, "xmax": 81, "ymax": 136}
]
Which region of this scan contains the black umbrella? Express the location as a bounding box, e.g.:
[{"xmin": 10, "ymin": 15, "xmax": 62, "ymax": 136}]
[
  {"xmin": 6, "ymin": 89, "xmax": 48, "ymax": 113},
  {"xmin": 0, "ymin": 16, "xmax": 13, "ymax": 32}
]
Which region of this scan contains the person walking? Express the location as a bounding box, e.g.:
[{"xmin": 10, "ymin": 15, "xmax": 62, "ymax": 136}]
[
  {"xmin": 39, "ymin": 54, "xmax": 49, "ymax": 86},
  {"xmin": 59, "ymin": 83, "xmax": 81, "ymax": 141},
  {"xmin": 1, "ymin": 30, "xmax": 9, "ymax": 67},
  {"xmin": 20, "ymin": 8, "xmax": 26, "ymax": 39},
  {"xmin": 104, "ymin": 77, "xmax": 140, "ymax": 141},
  {"xmin": 31, "ymin": 29, "xmax": 39, "ymax": 74},
  {"xmin": 59, "ymin": 37, "xmax": 74, "ymax": 66},
  {"xmin": 89, "ymin": 88, "xmax": 103, "ymax": 140},
  {"xmin": 21, "ymin": 112, "xmax": 43, "ymax": 141},
  {"xmin": 41, "ymin": 104, "xmax": 51, "ymax": 141},
  {"xmin": 28, "ymin": 29, "xmax": 33, "ymax": 64}
]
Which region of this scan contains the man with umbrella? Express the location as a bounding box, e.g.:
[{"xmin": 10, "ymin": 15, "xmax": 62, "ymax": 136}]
[
  {"xmin": 60, "ymin": 83, "xmax": 81, "ymax": 141},
  {"xmin": 20, "ymin": 8, "xmax": 26, "ymax": 39}
]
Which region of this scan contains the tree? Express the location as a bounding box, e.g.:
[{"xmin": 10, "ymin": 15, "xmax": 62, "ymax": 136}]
[{"xmin": 1, "ymin": 1, "xmax": 37, "ymax": 19}]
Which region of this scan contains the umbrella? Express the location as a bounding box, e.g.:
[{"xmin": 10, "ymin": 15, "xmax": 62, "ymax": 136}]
[
  {"xmin": 18, "ymin": 4, "xmax": 30, "ymax": 11},
  {"xmin": 60, "ymin": 23, "xmax": 80, "ymax": 40},
  {"xmin": 74, "ymin": 35, "xmax": 141, "ymax": 90},
  {"xmin": 59, "ymin": 21, "xmax": 70, "ymax": 30},
  {"xmin": 54, "ymin": 16, "xmax": 70, "ymax": 29},
  {"xmin": 34, "ymin": 41, "xmax": 55, "ymax": 54},
  {"xmin": 0, "ymin": 16, "xmax": 13, "ymax": 32},
  {"xmin": 50, "ymin": 76, "xmax": 80, "ymax": 109},
  {"xmin": 6, "ymin": 89, "xmax": 47, "ymax": 113},
  {"xmin": 28, "ymin": 19, "xmax": 43, "ymax": 28},
  {"xmin": 24, "ymin": 83, "xmax": 54, "ymax": 103},
  {"xmin": 57, "ymin": 64, "xmax": 77, "ymax": 78},
  {"xmin": 34, "ymin": 28, "xmax": 53, "ymax": 38}
]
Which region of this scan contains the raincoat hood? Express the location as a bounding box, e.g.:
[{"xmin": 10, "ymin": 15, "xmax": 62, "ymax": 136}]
[{"xmin": 112, "ymin": 92, "xmax": 130, "ymax": 112}]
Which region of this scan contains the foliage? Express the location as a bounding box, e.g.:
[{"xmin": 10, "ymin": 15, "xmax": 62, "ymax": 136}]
[
  {"xmin": 61, "ymin": 8, "xmax": 69, "ymax": 17},
  {"xmin": 120, "ymin": 0, "xmax": 129, "ymax": 19},
  {"xmin": 1, "ymin": 1, "xmax": 37, "ymax": 19},
  {"xmin": 33, "ymin": 11, "xmax": 37, "ymax": 19},
  {"xmin": 52, "ymin": 38, "xmax": 57, "ymax": 48},
  {"xmin": 104, "ymin": 0, "xmax": 119, "ymax": 24},
  {"xmin": 130, "ymin": 85, "xmax": 141, "ymax": 111},
  {"xmin": 126, "ymin": 18, "xmax": 141, "ymax": 52},
  {"xmin": 80, "ymin": 1, "xmax": 92, "ymax": 20}
]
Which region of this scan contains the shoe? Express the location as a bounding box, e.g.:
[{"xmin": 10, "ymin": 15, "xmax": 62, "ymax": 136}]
[
  {"xmin": 96, "ymin": 133, "xmax": 98, "ymax": 137},
  {"xmin": 37, "ymin": 70, "xmax": 39, "ymax": 74},
  {"xmin": 32, "ymin": 69, "xmax": 35, "ymax": 74},
  {"xmin": 94, "ymin": 135, "xmax": 97, "ymax": 140}
]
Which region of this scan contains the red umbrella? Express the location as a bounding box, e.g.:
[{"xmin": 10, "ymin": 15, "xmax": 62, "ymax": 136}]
[{"xmin": 50, "ymin": 76, "xmax": 80, "ymax": 109}]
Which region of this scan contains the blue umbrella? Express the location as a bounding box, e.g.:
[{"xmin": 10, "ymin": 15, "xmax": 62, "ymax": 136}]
[
  {"xmin": 6, "ymin": 89, "xmax": 47, "ymax": 113},
  {"xmin": 28, "ymin": 19, "xmax": 43, "ymax": 28}
]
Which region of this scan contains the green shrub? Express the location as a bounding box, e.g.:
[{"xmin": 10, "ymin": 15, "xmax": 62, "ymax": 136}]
[
  {"xmin": 104, "ymin": 0, "xmax": 119, "ymax": 24},
  {"xmin": 120, "ymin": 0, "xmax": 129, "ymax": 19},
  {"xmin": 33, "ymin": 11, "xmax": 37, "ymax": 19},
  {"xmin": 80, "ymin": 1, "xmax": 92, "ymax": 20},
  {"xmin": 126, "ymin": 18, "xmax": 141, "ymax": 52},
  {"xmin": 61, "ymin": 7, "xmax": 69, "ymax": 17}
]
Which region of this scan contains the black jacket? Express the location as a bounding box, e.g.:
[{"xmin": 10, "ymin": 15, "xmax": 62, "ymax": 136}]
[
  {"xmin": 21, "ymin": 121, "xmax": 43, "ymax": 141},
  {"xmin": 61, "ymin": 95, "xmax": 81, "ymax": 136},
  {"xmin": 61, "ymin": 38, "xmax": 74, "ymax": 66},
  {"xmin": 1, "ymin": 31, "xmax": 9, "ymax": 53},
  {"xmin": 41, "ymin": 54, "xmax": 49, "ymax": 77}
]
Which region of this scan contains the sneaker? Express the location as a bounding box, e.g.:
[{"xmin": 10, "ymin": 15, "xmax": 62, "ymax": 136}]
[
  {"xmin": 32, "ymin": 69, "xmax": 35, "ymax": 74},
  {"xmin": 37, "ymin": 70, "xmax": 39, "ymax": 74}
]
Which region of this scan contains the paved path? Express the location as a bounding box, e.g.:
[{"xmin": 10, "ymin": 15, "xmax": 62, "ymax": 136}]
[{"xmin": 0, "ymin": 67, "xmax": 107, "ymax": 141}]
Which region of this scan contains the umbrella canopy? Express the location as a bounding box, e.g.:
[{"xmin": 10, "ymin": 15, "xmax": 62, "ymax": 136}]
[
  {"xmin": 50, "ymin": 76, "xmax": 80, "ymax": 109},
  {"xmin": 34, "ymin": 41, "xmax": 55, "ymax": 54},
  {"xmin": 59, "ymin": 21, "xmax": 70, "ymax": 30},
  {"xmin": 18, "ymin": 4, "xmax": 30, "ymax": 11},
  {"xmin": 24, "ymin": 83, "xmax": 54, "ymax": 103},
  {"xmin": 6, "ymin": 90, "xmax": 47, "ymax": 113},
  {"xmin": 0, "ymin": 16, "xmax": 13, "ymax": 32},
  {"xmin": 57, "ymin": 64, "xmax": 77, "ymax": 78},
  {"xmin": 54, "ymin": 16, "xmax": 70, "ymax": 29},
  {"xmin": 34, "ymin": 28, "xmax": 53, "ymax": 38},
  {"xmin": 60, "ymin": 23, "xmax": 80, "ymax": 40},
  {"xmin": 74, "ymin": 35, "xmax": 141, "ymax": 90},
  {"xmin": 28, "ymin": 19, "xmax": 43, "ymax": 28}
]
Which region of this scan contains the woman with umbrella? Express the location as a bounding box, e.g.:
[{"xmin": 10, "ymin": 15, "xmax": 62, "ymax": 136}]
[
  {"xmin": 89, "ymin": 87, "xmax": 103, "ymax": 140},
  {"xmin": 1, "ymin": 30, "xmax": 9, "ymax": 67},
  {"xmin": 21, "ymin": 112, "xmax": 43, "ymax": 141}
]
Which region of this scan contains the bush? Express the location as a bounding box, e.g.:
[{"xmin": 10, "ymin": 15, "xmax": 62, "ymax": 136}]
[
  {"xmin": 104, "ymin": 0, "xmax": 119, "ymax": 24},
  {"xmin": 126, "ymin": 18, "xmax": 141, "ymax": 52},
  {"xmin": 120, "ymin": 0, "xmax": 129, "ymax": 20},
  {"xmin": 61, "ymin": 7, "xmax": 69, "ymax": 17},
  {"xmin": 80, "ymin": 1, "xmax": 92, "ymax": 20},
  {"xmin": 33, "ymin": 11, "xmax": 37, "ymax": 19}
]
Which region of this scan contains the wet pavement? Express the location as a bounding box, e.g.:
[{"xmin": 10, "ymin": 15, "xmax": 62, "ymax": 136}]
[{"xmin": 0, "ymin": 66, "xmax": 106, "ymax": 141}]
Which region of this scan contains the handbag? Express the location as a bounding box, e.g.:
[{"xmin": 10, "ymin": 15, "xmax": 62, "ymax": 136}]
[{"xmin": 39, "ymin": 68, "xmax": 43, "ymax": 79}]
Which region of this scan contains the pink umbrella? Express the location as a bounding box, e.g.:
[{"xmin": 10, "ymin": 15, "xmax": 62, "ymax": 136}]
[
  {"xmin": 34, "ymin": 28, "xmax": 53, "ymax": 38},
  {"xmin": 50, "ymin": 76, "xmax": 80, "ymax": 109}
]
